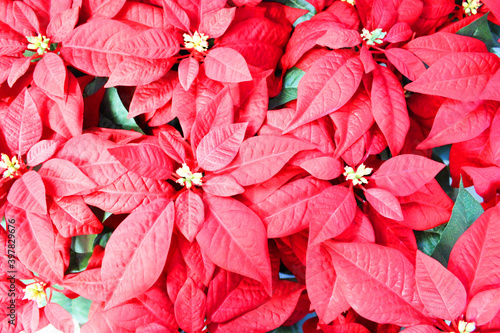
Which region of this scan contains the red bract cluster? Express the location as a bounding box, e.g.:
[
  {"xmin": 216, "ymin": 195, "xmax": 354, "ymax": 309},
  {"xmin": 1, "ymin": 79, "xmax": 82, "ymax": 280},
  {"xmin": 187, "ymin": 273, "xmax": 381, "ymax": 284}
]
[{"xmin": 1, "ymin": 0, "xmax": 500, "ymax": 332}]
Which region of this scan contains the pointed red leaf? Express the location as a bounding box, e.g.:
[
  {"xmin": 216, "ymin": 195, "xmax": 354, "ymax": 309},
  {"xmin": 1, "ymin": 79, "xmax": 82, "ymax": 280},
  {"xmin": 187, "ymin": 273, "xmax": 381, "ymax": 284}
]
[
  {"xmin": 306, "ymin": 244, "xmax": 350, "ymax": 324},
  {"xmin": 129, "ymin": 72, "xmax": 178, "ymax": 118},
  {"xmin": 199, "ymin": 7, "xmax": 236, "ymax": 38},
  {"xmin": 371, "ymin": 65, "xmax": 410, "ymax": 156},
  {"xmin": 88, "ymin": 0, "xmax": 126, "ymax": 19},
  {"xmin": 44, "ymin": 303, "xmax": 75, "ymax": 333},
  {"xmin": 205, "ymin": 47, "xmax": 252, "ymax": 83},
  {"xmin": 222, "ymin": 136, "xmax": 315, "ymax": 187},
  {"xmin": 405, "ymin": 52, "xmax": 500, "ymax": 101},
  {"xmin": 46, "ymin": 7, "xmax": 79, "ymax": 43},
  {"xmin": 3, "ymin": 88, "xmax": 42, "ymax": 155},
  {"xmin": 207, "ymin": 269, "xmax": 270, "ymax": 323},
  {"xmin": 324, "ymin": 242, "xmax": 427, "ymax": 327},
  {"xmin": 384, "ymin": 48, "xmax": 426, "ymax": 81},
  {"xmin": 7, "ymin": 171, "xmax": 47, "ymax": 214},
  {"xmin": 400, "ymin": 326, "xmax": 440, "ymax": 333},
  {"xmin": 117, "ymin": 28, "xmax": 179, "ymax": 59},
  {"xmin": 385, "ymin": 22, "xmax": 413, "ymax": 43},
  {"xmin": 250, "ymin": 177, "xmax": 331, "ymax": 238},
  {"xmin": 175, "ymin": 190, "xmax": 205, "ymax": 242},
  {"xmin": 196, "ymin": 195, "xmax": 272, "ymax": 294},
  {"xmin": 102, "ymin": 199, "xmax": 175, "ymax": 309},
  {"xmin": 202, "ymin": 174, "xmax": 245, "ymax": 197},
  {"xmin": 7, "ymin": 56, "xmax": 31, "ymax": 87},
  {"xmin": 309, "ymin": 185, "xmax": 357, "ymax": 245},
  {"xmin": 49, "ymin": 196, "xmax": 103, "ymax": 238},
  {"xmin": 16, "ymin": 212, "xmax": 65, "ymax": 283},
  {"xmin": 159, "ymin": 130, "xmax": 188, "ymax": 164},
  {"xmin": 197, "ymin": 123, "xmax": 247, "ymax": 172},
  {"xmin": 61, "ymin": 19, "xmax": 136, "ymax": 77},
  {"xmin": 215, "ymin": 280, "xmax": 305, "ymax": 333},
  {"xmin": 83, "ymin": 171, "xmax": 174, "ymax": 214},
  {"xmin": 448, "ymin": 206, "xmax": 500, "ymax": 297},
  {"xmin": 466, "ymin": 288, "xmax": 500, "ymax": 326},
  {"xmin": 174, "ymin": 277, "xmax": 206, "ymax": 333},
  {"xmin": 178, "ymin": 57, "xmax": 199, "ymax": 91},
  {"xmin": 162, "ymin": 0, "xmax": 190, "ymax": 31},
  {"xmin": 38, "ymin": 158, "xmax": 97, "ymax": 196},
  {"xmin": 300, "ymin": 156, "xmax": 343, "ymax": 180},
  {"xmin": 108, "ymin": 143, "xmax": 173, "ymax": 180},
  {"xmin": 63, "ymin": 269, "xmax": 111, "ymax": 302},
  {"xmin": 33, "ymin": 53, "xmax": 67, "ymax": 98},
  {"xmin": 105, "ymin": 56, "xmax": 174, "ymax": 87},
  {"xmin": 365, "ymin": 188, "xmax": 404, "ymax": 221},
  {"xmin": 179, "ymin": 238, "xmax": 215, "ymax": 286},
  {"xmin": 415, "ymin": 251, "xmax": 467, "ymax": 320},
  {"xmin": 285, "ymin": 51, "xmax": 363, "ymax": 132},
  {"xmin": 371, "ymin": 154, "xmax": 445, "ymax": 196},
  {"xmin": 417, "ymin": 100, "xmax": 495, "ymax": 149},
  {"xmin": 27, "ymin": 140, "xmax": 61, "ymax": 167}
]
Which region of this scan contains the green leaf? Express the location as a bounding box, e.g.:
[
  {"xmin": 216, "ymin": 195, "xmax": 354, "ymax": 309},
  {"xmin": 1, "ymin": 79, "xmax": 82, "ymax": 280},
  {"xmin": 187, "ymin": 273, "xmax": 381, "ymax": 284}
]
[
  {"xmin": 269, "ymin": 67, "xmax": 305, "ymax": 109},
  {"xmin": 99, "ymin": 87, "xmax": 145, "ymax": 134},
  {"xmin": 51, "ymin": 290, "xmax": 93, "ymax": 325},
  {"xmin": 415, "ymin": 223, "xmax": 447, "ymax": 256},
  {"xmin": 457, "ymin": 13, "xmax": 494, "ymax": 50},
  {"xmin": 267, "ymin": 0, "xmax": 316, "ymax": 26},
  {"xmin": 431, "ymin": 179, "xmax": 484, "ymax": 267},
  {"xmin": 83, "ymin": 77, "xmax": 107, "ymax": 97}
]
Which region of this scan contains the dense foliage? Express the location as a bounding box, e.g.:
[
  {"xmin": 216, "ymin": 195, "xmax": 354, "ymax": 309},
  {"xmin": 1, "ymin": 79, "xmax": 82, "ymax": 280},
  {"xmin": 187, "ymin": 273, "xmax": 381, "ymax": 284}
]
[{"xmin": 1, "ymin": 0, "xmax": 500, "ymax": 332}]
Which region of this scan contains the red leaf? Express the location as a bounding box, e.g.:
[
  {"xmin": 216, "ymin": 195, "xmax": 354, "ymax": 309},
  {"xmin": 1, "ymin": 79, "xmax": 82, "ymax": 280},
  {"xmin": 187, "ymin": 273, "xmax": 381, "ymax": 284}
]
[
  {"xmin": 44, "ymin": 303, "xmax": 75, "ymax": 333},
  {"xmin": 466, "ymin": 288, "xmax": 500, "ymax": 326},
  {"xmin": 61, "ymin": 19, "xmax": 136, "ymax": 77},
  {"xmin": 175, "ymin": 190, "xmax": 205, "ymax": 242},
  {"xmin": 462, "ymin": 165, "xmax": 500, "ymax": 202},
  {"xmin": 196, "ymin": 195, "xmax": 272, "ymax": 294},
  {"xmin": 8, "ymin": 56, "xmax": 32, "ymax": 87},
  {"xmin": 83, "ymin": 171, "xmax": 174, "ymax": 214},
  {"xmin": 27, "ymin": 140, "xmax": 61, "ymax": 167},
  {"xmin": 384, "ymin": 22, "xmax": 412, "ymax": 43},
  {"xmin": 197, "ymin": 123, "xmax": 247, "ymax": 172},
  {"xmin": 102, "ymin": 199, "xmax": 175, "ymax": 309},
  {"xmin": 117, "ymin": 28, "xmax": 179, "ymax": 59},
  {"xmin": 178, "ymin": 57, "xmax": 199, "ymax": 91},
  {"xmin": 250, "ymin": 177, "xmax": 330, "ymax": 238},
  {"xmin": 285, "ymin": 51, "xmax": 363, "ymax": 132},
  {"xmin": 105, "ymin": 56, "xmax": 174, "ymax": 87},
  {"xmin": 33, "ymin": 53, "xmax": 67, "ymax": 98},
  {"xmin": 306, "ymin": 244, "xmax": 350, "ymax": 324},
  {"xmin": 448, "ymin": 206, "xmax": 500, "ymax": 297},
  {"xmin": 38, "ymin": 158, "xmax": 97, "ymax": 196},
  {"xmin": 215, "ymin": 280, "xmax": 305, "ymax": 333},
  {"xmin": 315, "ymin": 26, "xmax": 362, "ymax": 49},
  {"xmin": 324, "ymin": 242, "xmax": 427, "ymax": 326},
  {"xmin": 205, "ymin": 47, "xmax": 252, "ymax": 83},
  {"xmin": 405, "ymin": 52, "xmax": 500, "ymax": 101},
  {"xmin": 179, "ymin": 238, "xmax": 215, "ymax": 286},
  {"xmin": 159, "ymin": 130, "xmax": 189, "ymax": 164},
  {"xmin": 108, "ymin": 143, "xmax": 173, "ymax": 180},
  {"xmin": 63, "ymin": 269, "xmax": 111, "ymax": 302},
  {"xmin": 207, "ymin": 269, "xmax": 270, "ymax": 323},
  {"xmin": 330, "ymin": 88, "xmax": 373, "ymax": 157},
  {"xmin": 371, "ymin": 65, "xmax": 410, "ymax": 156},
  {"xmin": 3, "ymin": 88, "xmax": 42, "ymax": 155},
  {"xmin": 199, "ymin": 8, "xmax": 236, "ymax": 38},
  {"xmin": 300, "ymin": 156, "xmax": 343, "ymax": 180},
  {"xmin": 400, "ymin": 326, "xmax": 441, "ymax": 333},
  {"xmin": 46, "ymin": 7, "xmax": 79, "ymax": 43},
  {"xmin": 384, "ymin": 48, "xmax": 426, "ymax": 81},
  {"xmin": 7, "ymin": 171, "xmax": 47, "ymax": 214},
  {"xmin": 371, "ymin": 154, "xmax": 445, "ymax": 197},
  {"xmin": 88, "ymin": 0, "xmax": 126, "ymax": 19},
  {"xmin": 16, "ymin": 212, "xmax": 65, "ymax": 283},
  {"xmin": 415, "ymin": 251, "xmax": 467, "ymax": 320},
  {"xmin": 49, "ymin": 196, "xmax": 103, "ymax": 238},
  {"xmin": 174, "ymin": 277, "xmax": 206, "ymax": 333},
  {"xmin": 417, "ymin": 100, "xmax": 495, "ymax": 149},
  {"xmin": 403, "ymin": 32, "xmax": 488, "ymax": 66},
  {"xmin": 129, "ymin": 72, "xmax": 178, "ymax": 118},
  {"xmin": 365, "ymin": 188, "xmax": 404, "ymax": 221},
  {"xmin": 162, "ymin": 0, "xmax": 190, "ymax": 31},
  {"xmin": 202, "ymin": 174, "xmax": 244, "ymax": 197},
  {"xmin": 222, "ymin": 136, "xmax": 315, "ymax": 187}
]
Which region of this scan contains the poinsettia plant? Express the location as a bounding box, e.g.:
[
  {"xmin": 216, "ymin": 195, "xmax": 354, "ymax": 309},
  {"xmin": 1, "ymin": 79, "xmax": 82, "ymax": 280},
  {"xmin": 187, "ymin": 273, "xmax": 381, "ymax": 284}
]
[{"xmin": 1, "ymin": 0, "xmax": 500, "ymax": 332}]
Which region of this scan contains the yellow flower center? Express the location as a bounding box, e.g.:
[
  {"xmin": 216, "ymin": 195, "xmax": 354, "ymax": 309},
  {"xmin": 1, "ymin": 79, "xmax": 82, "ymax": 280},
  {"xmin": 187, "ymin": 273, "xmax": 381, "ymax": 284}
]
[
  {"xmin": 341, "ymin": 0, "xmax": 355, "ymax": 5},
  {"xmin": 176, "ymin": 163, "xmax": 203, "ymax": 188},
  {"xmin": 22, "ymin": 282, "xmax": 47, "ymax": 308},
  {"xmin": 343, "ymin": 163, "xmax": 373, "ymax": 186},
  {"xmin": 361, "ymin": 28, "xmax": 387, "ymax": 45},
  {"xmin": 458, "ymin": 320, "xmax": 476, "ymax": 333},
  {"xmin": 463, "ymin": 0, "xmax": 482, "ymax": 15},
  {"xmin": 26, "ymin": 34, "xmax": 51, "ymax": 55},
  {"xmin": 0, "ymin": 154, "xmax": 21, "ymax": 178},
  {"xmin": 183, "ymin": 31, "xmax": 209, "ymax": 53}
]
